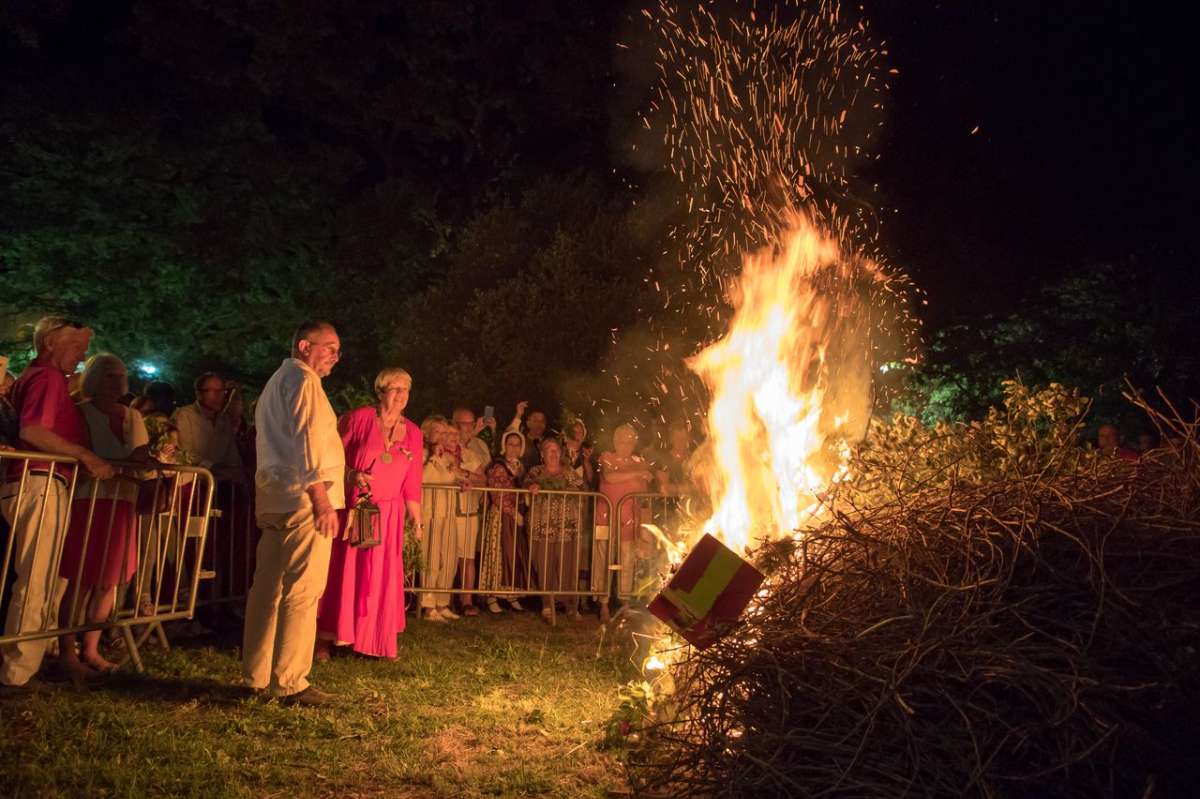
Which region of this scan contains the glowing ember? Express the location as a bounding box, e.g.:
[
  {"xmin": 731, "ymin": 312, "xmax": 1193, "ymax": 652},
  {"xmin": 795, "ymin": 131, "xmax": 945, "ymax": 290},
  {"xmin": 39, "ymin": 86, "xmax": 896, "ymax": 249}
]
[
  {"xmin": 599, "ymin": 0, "xmax": 897, "ymax": 439},
  {"xmin": 688, "ymin": 210, "xmax": 884, "ymax": 551}
]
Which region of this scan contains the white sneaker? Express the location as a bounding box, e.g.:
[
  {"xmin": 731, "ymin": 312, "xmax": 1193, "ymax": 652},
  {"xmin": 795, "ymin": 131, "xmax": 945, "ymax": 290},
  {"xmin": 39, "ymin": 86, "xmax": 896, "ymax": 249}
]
[
  {"xmin": 439, "ymin": 607, "xmax": 461, "ymax": 620},
  {"xmin": 424, "ymin": 608, "xmax": 447, "ymax": 622}
]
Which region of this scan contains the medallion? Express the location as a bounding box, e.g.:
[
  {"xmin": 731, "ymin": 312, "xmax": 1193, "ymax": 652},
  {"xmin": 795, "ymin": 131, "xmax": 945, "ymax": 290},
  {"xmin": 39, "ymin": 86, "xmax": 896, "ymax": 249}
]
[{"xmin": 380, "ymin": 452, "xmax": 393, "ymax": 464}]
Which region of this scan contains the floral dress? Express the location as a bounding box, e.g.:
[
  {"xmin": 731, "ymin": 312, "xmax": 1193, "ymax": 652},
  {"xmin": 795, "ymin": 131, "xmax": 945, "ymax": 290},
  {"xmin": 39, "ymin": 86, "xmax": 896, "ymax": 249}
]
[
  {"xmin": 478, "ymin": 458, "xmax": 529, "ymax": 592},
  {"xmin": 525, "ymin": 465, "xmax": 586, "ymax": 597}
]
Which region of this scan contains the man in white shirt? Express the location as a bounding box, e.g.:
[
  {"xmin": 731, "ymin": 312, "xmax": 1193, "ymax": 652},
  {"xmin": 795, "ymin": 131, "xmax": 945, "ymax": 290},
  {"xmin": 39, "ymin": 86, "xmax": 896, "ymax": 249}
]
[
  {"xmin": 242, "ymin": 321, "xmax": 345, "ymax": 705},
  {"xmin": 175, "ymin": 372, "xmax": 248, "ymax": 621},
  {"xmin": 172, "ymin": 372, "xmax": 243, "ymax": 479}
]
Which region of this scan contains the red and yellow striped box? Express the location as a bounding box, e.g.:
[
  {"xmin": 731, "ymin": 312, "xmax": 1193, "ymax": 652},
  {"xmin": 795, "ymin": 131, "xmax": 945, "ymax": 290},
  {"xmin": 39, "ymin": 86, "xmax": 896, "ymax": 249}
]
[{"xmin": 648, "ymin": 533, "xmax": 765, "ymax": 650}]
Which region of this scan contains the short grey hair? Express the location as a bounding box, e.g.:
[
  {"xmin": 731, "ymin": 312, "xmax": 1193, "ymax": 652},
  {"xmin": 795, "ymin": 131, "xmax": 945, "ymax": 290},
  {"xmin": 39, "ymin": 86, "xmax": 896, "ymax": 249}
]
[
  {"xmin": 79, "ymin": 353, "xmax": 128, "ymax": 401},
  {"xmin": 613, "ymin": 423, "xmax": 639, "ymax": 444},
  {"xmin": 420, "ymin": 414, "xmax": 448, "ymax": 444},
  {"xmin": 374, "ymin": 367, "xmax": 412, "ymax": 395}
]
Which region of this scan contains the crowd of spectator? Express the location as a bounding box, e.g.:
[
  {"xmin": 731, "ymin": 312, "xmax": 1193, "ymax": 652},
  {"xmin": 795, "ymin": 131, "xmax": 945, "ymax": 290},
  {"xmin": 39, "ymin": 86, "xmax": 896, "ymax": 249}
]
[
  {"xmin": 0, "ymin": 316, "xmax": 696, "ymax": 702},
  {"xmin": 0, "ymin": 314, "xmax": 1160, "ymax": 702}
]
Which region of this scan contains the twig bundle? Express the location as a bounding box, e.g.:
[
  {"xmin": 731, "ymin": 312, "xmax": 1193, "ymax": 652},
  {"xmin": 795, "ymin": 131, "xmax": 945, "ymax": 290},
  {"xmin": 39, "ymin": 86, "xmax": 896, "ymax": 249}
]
[{"xmin": 628, "ymin": 396, "xmax": 1200, "ymax": 797}]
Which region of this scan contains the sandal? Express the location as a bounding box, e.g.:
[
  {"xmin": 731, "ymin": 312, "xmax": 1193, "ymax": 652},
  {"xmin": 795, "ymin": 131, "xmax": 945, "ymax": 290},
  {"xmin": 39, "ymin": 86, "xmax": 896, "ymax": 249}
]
[
  {"xmin": 487, "ymin": 598, "xmax": 503, "ymax": 614},
  {"xmin": 462, "ymin": 605, "xmax": 480, "ymax": 617},
  {"xmin": 508, "ymin": 598, "xmax": 526, "ymax": 612}
]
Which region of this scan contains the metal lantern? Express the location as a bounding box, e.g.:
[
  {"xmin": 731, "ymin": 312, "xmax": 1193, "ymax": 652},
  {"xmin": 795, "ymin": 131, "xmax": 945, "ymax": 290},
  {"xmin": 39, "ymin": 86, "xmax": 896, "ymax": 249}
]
[{"xmin": 346, "ymin": 493, "xmax": 382, "ymax": 549}]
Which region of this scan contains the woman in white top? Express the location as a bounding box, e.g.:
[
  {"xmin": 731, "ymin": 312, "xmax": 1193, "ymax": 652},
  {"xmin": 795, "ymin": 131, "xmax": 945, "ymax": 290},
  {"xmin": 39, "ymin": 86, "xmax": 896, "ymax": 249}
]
[{"xmin": 58, "ymin": 354, "xmax": 152, "ymax": 675}]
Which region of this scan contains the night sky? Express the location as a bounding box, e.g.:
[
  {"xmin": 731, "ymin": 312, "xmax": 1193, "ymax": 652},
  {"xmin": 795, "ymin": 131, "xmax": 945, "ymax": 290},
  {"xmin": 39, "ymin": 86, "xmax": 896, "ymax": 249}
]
[{"xmin": 862, "ymin": 1, "xmax": 1193, "ymax": 322}]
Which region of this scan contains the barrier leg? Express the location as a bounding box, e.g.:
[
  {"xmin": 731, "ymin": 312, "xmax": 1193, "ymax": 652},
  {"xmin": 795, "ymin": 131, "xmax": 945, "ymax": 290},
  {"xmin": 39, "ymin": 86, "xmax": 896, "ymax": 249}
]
[{"xmin": 119, "ymin": 623, "xmax": 145, "ymax": 673}]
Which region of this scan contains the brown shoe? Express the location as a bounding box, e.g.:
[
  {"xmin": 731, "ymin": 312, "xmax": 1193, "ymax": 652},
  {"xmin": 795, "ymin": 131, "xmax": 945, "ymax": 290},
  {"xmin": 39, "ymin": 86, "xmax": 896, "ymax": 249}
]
[{"xmin": 282, "ymin": 686, "xmax": 338, "ymax": 707}]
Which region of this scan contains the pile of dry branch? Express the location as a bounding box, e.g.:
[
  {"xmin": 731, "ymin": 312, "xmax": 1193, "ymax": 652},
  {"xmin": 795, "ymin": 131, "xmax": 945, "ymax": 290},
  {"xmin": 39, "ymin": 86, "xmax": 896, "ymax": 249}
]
[{"xmin": 629, "ymin": 396, "xmax": 1200, "ymax": 797}]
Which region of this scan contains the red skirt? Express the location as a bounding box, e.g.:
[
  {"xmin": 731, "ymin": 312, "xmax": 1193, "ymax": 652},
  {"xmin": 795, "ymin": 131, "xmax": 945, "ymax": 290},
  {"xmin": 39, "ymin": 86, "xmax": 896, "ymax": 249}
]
[{"xmin": 59, "ymin": 497, "xmax": 138, "ymax": 589}]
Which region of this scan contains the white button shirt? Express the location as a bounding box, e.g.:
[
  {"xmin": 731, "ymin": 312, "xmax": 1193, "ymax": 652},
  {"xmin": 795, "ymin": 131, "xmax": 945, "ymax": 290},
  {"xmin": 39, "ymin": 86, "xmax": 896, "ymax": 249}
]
[
  {"xmin": 254, "ymin": 358, "xmax": 346, "ymax": 514},
  {"xmin": 173, "ymin": 402, "xmax": 242, "ymax": 469}
]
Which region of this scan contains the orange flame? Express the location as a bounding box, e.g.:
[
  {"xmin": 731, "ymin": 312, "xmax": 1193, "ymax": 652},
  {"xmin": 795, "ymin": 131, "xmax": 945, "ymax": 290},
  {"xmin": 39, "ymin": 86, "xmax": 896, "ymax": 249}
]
[{"xmin": 688, "ymin": 211, "xmax": 883, "ymax": 552}]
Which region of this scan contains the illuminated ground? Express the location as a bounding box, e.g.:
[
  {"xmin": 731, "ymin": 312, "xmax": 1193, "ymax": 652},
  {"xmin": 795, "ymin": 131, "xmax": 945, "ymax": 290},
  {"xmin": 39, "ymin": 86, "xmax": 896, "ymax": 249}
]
[{"xmin": 0, "ymin": 611, "xmax": 632, "ymax": 798}]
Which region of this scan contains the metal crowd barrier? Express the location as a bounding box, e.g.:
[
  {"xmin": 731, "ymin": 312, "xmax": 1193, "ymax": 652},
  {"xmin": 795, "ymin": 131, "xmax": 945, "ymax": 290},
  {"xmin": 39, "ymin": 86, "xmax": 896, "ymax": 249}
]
[
  {"xmin": 611, "ymin": 492, "xmax": 686, "ymax": 601},
  {"xmin": 418, "ymin": 483, "xmax": 615, "ymax": 624},
  {"xmin": 0, "ymin": 448, "xmax": 215, "ymax": 673},
  {"xmin": 194, "ymin": 478, "xmax": 258, "ymax": 609}
]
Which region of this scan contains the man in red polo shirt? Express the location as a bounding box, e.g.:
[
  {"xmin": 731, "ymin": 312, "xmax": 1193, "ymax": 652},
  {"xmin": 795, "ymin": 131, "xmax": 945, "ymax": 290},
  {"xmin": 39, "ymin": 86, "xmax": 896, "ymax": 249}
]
[{"xmin": 0, "ymin": 317, "xmax": 113, "ymax": 689}]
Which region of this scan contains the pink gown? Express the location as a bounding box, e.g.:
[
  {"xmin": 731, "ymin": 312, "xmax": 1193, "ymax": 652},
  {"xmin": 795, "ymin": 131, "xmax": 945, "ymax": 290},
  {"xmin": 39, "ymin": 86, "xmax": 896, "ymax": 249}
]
[
  {"xmin": 597, "ymin": 453, "xmax": 651, "ymax": 543},
  {"xmin": 317, "ymin": 407, "xmax": 423, "ymax": 658}
]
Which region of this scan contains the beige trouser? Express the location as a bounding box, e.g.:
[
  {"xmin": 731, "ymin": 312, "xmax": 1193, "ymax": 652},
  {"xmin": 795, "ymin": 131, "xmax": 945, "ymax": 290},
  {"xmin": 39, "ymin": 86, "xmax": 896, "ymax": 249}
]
[
  {"xmin": 242, "ymin": 506, "xmax": 331, "ymax": 696},
  {"xmin": 420, "ymin": 486, "xmax": 457, "ymax": 610},
  {"xmin": 453, "ymin": 491, "xmax": 482, "ymax": 557},
  {"xmin": 1, "ymin": 475, "xmax": 69, "ymax": 686},
  {"xmin": 590, "ymin": 528, "xmax": 639, "ymax": 602},
  {"xmin": 590, "ymin": 524, "xmax": 612, "ymax": 598}
]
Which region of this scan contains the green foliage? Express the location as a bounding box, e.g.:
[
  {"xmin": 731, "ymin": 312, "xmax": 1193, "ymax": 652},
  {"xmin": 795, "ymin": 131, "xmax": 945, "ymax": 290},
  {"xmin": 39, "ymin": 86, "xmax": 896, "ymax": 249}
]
[
  {"xmin": 894, "ymin": 261, "xmax": 1198, "ymax": 431},
  {"xmin": 1, "ymin": 3, "xmax": 625, "ymax": 413},
  {"xmin": 385, "ymin": 175, "xmax": 647, "ymax": 419},
  {"xmin": 326, "ymin": 378, "xmax": 377, "ymax": 417},
  {"xmin": 850, "ymin": 380, "xmax": 1093, "ymax": 507},
  {"xmin": 601, "ymin": 679, "xmax": 660, "ymax": 751},
  {"xmin": 403, "ymin": 515, "xmax": 423, "ymax": 583},
  {"xmin": 0, "ymin": 109, "xmax": 331, "ymax": 383}
]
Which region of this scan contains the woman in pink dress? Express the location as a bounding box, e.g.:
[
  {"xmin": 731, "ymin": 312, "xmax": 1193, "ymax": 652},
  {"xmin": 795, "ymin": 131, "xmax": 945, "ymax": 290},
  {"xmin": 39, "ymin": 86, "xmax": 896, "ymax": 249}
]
[
  {"xmin": 594, "ymin": 424, "xmax": 653, "ymax": 622},
  {"xmin": 58, "ymin": 354, "xmax": 155, "ymax": 675},
  {"xmin": 316, "ymin": 368, "xmax": 422, "ymax": 660}
]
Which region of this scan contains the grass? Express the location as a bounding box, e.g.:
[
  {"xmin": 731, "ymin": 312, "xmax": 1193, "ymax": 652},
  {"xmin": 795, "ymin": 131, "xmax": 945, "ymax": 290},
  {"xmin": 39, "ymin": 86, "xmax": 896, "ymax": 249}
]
[{"xmin": 0, "ymin": 610, "xmax": 637, "ymax": 798}]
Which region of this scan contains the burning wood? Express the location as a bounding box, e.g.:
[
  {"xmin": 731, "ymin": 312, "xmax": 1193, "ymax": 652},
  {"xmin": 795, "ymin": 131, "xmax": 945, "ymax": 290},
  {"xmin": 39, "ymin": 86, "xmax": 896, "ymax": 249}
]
[{"xmin": 628, "ymin": 390, "xmax": 1200, "ymax": 797}]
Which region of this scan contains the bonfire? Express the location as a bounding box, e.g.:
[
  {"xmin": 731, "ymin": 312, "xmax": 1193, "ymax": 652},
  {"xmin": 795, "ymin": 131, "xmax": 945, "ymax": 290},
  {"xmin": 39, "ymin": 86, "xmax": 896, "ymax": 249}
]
[
  {"xmin": 615, "ymin": 3, "xmax": 1200, "ymax": 794},
  {"xmin": 626, "ymin": 384, "xmax": 1200, "ymax": 798}
]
